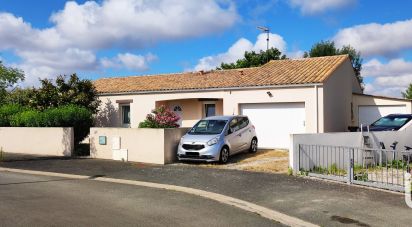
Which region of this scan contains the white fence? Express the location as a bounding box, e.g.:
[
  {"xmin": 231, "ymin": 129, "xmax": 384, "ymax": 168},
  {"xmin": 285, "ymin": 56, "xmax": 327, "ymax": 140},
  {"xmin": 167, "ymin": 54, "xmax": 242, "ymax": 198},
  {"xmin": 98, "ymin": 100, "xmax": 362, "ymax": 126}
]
[{"xmin": 0, "ymin": 127, "xmax": 74, "ymax": 156}]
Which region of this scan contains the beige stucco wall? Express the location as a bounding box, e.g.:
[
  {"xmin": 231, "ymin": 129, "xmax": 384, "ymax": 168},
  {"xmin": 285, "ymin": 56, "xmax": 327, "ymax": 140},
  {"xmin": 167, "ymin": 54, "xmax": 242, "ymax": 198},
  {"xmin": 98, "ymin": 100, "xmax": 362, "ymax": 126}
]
[
  {"xmin": 97, "ymin": 86, "xmax": 324, "ymax": 134},
  {"xmin": 90, "ymin": 127, "xmax": 188, "ymax": 164},
  {"xmin": 155, "ymin": 99, "xmax": 223, "ymax": 127},
  {"xmin": 322, "ymin": 59, "xmax": 358, "ymax": 132},
  {"xmin": 0, "ymin": 127, "xmax": 73, "ymax": 156},
  {"xmin": 352, "ymin": 94, "xmax": 412, "ymax": 126}
]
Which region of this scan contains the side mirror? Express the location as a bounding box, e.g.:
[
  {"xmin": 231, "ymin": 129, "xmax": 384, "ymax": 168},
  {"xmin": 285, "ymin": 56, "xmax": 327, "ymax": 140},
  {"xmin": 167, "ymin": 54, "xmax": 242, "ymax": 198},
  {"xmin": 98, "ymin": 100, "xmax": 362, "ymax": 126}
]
[{"xmin": 227, "ymin": 128, "xmax": 233, "ymax": 135}]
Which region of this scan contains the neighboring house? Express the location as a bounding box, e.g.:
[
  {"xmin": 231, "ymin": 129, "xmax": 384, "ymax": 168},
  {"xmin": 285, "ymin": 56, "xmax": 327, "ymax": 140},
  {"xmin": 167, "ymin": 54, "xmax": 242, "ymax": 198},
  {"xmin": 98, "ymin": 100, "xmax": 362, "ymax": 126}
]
[{"xmin": 94, "ymin": 55, "xmax": 412, "ymax": 149}]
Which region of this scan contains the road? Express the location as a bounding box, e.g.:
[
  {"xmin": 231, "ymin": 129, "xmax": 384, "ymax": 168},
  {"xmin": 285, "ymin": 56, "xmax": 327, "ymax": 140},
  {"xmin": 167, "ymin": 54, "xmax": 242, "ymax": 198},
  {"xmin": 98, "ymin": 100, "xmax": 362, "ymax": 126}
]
[{"xmin": 0, "ymin": 171, "xmax": 281, "ymax": 227}]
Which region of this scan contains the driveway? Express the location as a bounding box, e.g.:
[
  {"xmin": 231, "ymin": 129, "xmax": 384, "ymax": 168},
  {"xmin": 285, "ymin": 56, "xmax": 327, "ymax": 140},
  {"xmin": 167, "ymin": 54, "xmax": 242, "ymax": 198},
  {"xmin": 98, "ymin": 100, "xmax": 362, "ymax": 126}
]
[
  {"xmin": 0, "ymin": 171, "xmax": 280, "ymax": 227},
  {"xmin": 1, "ymin": 156, "xmax": 411, "ymax": 226}
]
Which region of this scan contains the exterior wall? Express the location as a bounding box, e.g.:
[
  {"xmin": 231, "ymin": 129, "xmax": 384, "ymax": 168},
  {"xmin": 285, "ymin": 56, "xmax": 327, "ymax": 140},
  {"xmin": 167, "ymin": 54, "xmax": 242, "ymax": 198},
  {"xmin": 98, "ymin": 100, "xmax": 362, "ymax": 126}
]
[
  {"xmin": 155, "ymin": 99, "xmax": 223, "ymax": 127},
  {"xmin": 0, "ymin": 127, "xmax": 73, "ymax": 156},
  {"xmin": 90, "ymin": 127, "xmax": 188, "ymax": 164},
  {"xmin": 352, "ymin": 94, "xmax": 412, "ymax": 126},
  {"xmin": 97, "ymin": 86, "xmax": 323, "ymax": 134},
  {"xmin": 322, "ymin": 59, "xmax": 358, "ymax": 132}
]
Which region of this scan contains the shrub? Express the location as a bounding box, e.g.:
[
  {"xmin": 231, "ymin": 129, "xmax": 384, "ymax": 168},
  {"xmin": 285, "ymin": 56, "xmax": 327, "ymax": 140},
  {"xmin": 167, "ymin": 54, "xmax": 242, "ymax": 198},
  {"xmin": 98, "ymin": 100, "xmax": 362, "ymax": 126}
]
[
  {"xmin": 0, "ymin": 104, "xmax": 29, "ymax": 126},
  {"xmin": 10, "ymin": 110, "xmax": 44, "ymax": 127},
  {"xmin": 43, "ymin": 105, "xmax": 93, "ymax": 145},
  {"xmin": 139, "ymin": 105, "xmax": 180, "ymax": 128},
  {"xmin": 8, "ymin": 105, "xmax": 92, "ymax": 145}
]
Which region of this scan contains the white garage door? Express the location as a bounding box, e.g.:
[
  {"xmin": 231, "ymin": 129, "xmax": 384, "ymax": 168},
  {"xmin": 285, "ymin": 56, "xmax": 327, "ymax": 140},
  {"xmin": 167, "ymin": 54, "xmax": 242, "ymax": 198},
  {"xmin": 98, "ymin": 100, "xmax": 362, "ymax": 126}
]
[
  {"xmin": 359, "ymin": 105, "xmax": 407, "ymax": 126},
  {"xmin": 240, "ymin": 103, "xmax": 305, "ymax": 149}
]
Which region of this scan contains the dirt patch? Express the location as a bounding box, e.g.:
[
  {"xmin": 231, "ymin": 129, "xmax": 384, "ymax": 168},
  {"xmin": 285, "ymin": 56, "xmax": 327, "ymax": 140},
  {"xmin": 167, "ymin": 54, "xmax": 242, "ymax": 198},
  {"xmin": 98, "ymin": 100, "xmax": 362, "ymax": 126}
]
[{"xmin": 178, "ymin": 150, "xmax": 289, "ymax": 174}]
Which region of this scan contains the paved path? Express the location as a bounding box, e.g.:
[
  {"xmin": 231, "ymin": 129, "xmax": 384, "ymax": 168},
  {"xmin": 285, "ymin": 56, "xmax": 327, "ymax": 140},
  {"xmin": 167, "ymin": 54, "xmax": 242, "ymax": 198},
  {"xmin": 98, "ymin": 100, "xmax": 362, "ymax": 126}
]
[
  {"xmin": 0, "ymin": 171, "xmax": 281, "ymax": 227},
  {"xmin": 1, "ymin": 157, "xmax": 411, "ymax": 226}
]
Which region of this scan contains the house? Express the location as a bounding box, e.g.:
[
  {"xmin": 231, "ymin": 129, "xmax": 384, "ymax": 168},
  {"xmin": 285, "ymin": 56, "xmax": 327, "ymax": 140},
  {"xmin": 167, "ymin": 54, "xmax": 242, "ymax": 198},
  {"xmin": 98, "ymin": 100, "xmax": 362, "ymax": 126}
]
[{"xmin": 94, "ymin": 55, "xmax": 412, "ymax": 149}]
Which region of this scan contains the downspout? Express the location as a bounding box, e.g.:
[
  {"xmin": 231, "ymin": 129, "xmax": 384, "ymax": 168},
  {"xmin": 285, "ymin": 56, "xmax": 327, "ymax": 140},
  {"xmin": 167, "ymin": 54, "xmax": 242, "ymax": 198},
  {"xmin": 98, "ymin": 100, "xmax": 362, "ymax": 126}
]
[{"xmin": 315, "ymin": 85, "xmax": 319, "ymax": 133}]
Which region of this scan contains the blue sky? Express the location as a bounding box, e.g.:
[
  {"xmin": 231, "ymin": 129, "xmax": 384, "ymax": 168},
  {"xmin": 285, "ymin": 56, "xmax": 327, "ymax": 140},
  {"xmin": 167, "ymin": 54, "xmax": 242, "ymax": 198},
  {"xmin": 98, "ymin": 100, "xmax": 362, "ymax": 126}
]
[{"xmin": 0, "ymin": 0, "xmax": 412, "ymax": 97}]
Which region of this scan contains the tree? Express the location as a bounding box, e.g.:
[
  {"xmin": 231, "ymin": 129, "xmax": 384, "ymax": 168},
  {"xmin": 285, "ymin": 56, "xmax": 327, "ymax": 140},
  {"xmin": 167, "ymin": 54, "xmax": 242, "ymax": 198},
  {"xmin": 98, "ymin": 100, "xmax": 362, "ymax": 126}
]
[
  {"xmin": 402, "ymin": 84, "xmax": 412, "ymax": 99},
  {"xmin": 31, "ymin": 74, "xmax": 101, "ymax": 113},
  {"xmin": 218, "ymin": 47, "xmax": 287, "ymax": 70},
  {"xmin": 0, "ymin": 61, "xmax": 24, "ymax": 102},
  {"xmin": 304, "ymin": 41, "xmax": 363, "ymax": 85}
]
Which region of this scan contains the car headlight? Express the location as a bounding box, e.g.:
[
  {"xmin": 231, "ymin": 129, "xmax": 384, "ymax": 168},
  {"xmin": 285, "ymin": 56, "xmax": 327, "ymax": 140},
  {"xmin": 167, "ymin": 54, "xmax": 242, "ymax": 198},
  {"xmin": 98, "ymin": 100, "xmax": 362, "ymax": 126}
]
[
  {"xmin": 179, "ymin": 137, "xmax": 184, "ymax": 146},
  {"xmin": 207, "ymin": 136, "xmax": 219, "ymax": 146}
]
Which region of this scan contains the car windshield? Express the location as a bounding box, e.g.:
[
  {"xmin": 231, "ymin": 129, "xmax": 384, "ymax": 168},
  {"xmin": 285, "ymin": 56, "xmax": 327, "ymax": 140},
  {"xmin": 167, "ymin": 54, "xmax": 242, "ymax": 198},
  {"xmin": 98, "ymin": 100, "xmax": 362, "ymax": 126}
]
[
  {"xmin": 189, "ymin": 120, "xmax": 228, "ymax": 135},
  {"xmin": 371, "ymin": 116, "xmax": 412, "ymax": 127}
]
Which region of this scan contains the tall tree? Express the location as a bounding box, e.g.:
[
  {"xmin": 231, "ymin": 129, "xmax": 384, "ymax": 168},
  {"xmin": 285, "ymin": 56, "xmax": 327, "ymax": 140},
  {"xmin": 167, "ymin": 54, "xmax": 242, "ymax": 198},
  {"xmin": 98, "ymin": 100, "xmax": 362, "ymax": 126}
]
[
  {"xmin": 31, "ymin": 74, "xmax": 101, "ymax": 113},
  {"xmin": 218, "ymin": 47, "xmax": 287, "ymax": 70},
  {"xmin": 0, "ymin": 61, "xmax": 24, "ymax": 102},
  {"xmin": 402, "ymin": 84, "xmax": 412, "ymax": 99},
  {"xmin": 304, "ymin": 41, "xmax": 363, "ymax": 85}
]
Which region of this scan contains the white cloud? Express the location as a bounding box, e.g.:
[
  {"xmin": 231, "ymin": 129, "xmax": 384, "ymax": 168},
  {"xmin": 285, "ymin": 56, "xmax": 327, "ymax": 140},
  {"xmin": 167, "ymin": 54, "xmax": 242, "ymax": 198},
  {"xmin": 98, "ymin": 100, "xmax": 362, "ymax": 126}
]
[
  {"xmin": 288, "ymin": 0, "xmax": 356, "ymax": 15},
  {"xmin": 101, "ymin": 53, "xmax": 157, "ymax": 71},
  {"xmin": 362, "ymin": 58, "xmax": 412, "ymax": 98},
  {"xmin": 50, "ymin": 0, "xmax": 238, "ymax": 49},
  {"xmin": 194, "ymin": 33, "xmax": 287, "ymax": 71},
  {"xmin": 333, "ymin": 19, "xmax": 412, "ymax": 57},
  {"xmin": 363, "ymin": 58, "xmax": 412, "ymax": 77},
  {"xmin": 0, "ymin": 0, "xmax": 238, "ymax": 86}
]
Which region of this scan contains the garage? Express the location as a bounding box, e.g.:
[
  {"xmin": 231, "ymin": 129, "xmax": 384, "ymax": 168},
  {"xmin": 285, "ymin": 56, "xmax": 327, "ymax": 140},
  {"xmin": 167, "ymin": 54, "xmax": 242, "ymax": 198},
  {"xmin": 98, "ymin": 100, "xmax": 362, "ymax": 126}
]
[
  {"xmin": 240, "ymin": 103, "xmax": 305, "ymax": 149},
  {"xmin": 358, "ymin": 105, "xmax": 407, "ymax": 126}
]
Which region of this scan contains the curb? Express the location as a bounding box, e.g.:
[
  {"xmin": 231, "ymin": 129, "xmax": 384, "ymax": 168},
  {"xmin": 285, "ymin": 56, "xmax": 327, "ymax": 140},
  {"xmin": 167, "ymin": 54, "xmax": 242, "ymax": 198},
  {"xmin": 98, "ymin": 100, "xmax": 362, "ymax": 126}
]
[{"xmin": 0, "ymin": 167, "xmax": 318, "ymax": 227}]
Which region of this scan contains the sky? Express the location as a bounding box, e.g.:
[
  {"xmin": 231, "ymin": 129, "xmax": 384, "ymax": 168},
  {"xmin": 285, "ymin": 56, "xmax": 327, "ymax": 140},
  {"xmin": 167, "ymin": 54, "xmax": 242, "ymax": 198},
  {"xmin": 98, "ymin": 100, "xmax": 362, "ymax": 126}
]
[{"xmin": 0, "ymin": 0, "xmax": 412, "ymax": 97}]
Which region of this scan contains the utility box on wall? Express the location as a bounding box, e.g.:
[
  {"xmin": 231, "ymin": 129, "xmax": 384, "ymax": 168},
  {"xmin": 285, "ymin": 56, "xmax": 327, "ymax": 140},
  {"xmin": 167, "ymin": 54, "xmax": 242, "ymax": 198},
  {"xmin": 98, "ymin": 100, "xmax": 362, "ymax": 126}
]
[{"xmin": 89, "ymin": 127, "xmax": 189, "ymax": 164}]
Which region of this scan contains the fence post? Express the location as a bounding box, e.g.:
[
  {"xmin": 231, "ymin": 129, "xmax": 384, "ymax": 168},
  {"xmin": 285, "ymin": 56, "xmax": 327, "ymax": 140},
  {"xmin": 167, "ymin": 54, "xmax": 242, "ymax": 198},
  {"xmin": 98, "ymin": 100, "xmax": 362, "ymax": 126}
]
[{"xmin": 347, "ymin": 148, "xmax": 354, "ymax": 184}]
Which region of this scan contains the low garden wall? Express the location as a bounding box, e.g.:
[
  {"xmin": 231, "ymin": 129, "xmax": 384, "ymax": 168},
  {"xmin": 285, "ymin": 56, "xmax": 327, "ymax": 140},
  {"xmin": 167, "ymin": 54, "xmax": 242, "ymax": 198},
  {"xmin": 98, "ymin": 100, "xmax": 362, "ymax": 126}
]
[
  {"xmin": 0, "ymin": 127, "xmax": 74, "ymax": 156},
  {"xmin": 90, "ymin": 127, "xmax": 189, "ymax": 164},
  {"xmin": 289, "ymin": 125, "xmax": 412, "ymax": 171}
]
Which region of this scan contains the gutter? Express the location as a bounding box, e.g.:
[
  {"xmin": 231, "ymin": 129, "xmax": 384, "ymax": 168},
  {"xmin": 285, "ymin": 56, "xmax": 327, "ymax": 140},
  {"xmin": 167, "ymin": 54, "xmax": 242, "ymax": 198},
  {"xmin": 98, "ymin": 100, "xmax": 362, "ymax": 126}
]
[{"xmin": 98, "ymin": 83, "xmax": 324, "ymax": 96}]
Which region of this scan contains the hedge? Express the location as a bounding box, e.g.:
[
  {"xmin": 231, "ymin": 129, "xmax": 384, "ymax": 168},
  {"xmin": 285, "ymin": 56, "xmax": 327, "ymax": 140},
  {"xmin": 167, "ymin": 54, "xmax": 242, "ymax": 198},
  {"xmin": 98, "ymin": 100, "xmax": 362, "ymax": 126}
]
[
  {"xmin": 2, "ymin": 104, "xmax": 93, "ymax": 145},
  {"xmin": 0, "ymin": 104, "xmax": 28, "ymax": 126}
]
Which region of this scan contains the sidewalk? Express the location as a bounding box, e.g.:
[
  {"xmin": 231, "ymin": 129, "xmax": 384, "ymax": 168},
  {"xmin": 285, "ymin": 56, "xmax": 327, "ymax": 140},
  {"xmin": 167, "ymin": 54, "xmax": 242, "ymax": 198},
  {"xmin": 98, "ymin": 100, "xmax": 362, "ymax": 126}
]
[{"xmin": 1, "ymin": 157, "xmax": 410, "ymax": 227}]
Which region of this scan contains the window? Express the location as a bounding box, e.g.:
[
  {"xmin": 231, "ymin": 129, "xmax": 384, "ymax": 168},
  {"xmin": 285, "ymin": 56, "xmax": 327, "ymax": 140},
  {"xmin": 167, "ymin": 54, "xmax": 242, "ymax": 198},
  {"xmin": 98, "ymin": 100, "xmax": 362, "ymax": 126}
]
[
  {"xmin": 228, "ymin": 118, "xmax": 239, "ymax": 133},
  {"xmin": 121, "ymin": 105, "xmax": 130, "ymax": 127},
  {"xmin": 205, "ymin": 104, "xmax": 216, "ymax": 117},
  {"xmin": 189, "ymin": 120, "xmax": 228, "ymax": 135},
  {"xmin": 173, "ymin": 105, "xmax": 182, "ymax": 112},
  {"xmin": 238, "ymin": 117, "xmax": 249, "ymax": 129}
]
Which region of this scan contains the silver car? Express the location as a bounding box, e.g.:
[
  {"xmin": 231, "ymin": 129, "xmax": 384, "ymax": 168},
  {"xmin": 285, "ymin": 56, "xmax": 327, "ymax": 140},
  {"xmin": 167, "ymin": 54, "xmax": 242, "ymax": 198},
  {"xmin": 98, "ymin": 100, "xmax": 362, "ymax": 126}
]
[{"xmin": 177, "ymin": 115, "xmax": 258, "ymax": 163}]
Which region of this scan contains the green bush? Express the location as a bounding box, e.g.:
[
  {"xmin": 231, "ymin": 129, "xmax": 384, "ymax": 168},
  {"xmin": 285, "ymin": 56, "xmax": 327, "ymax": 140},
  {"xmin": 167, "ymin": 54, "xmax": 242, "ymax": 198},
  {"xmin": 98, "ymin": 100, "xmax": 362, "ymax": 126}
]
[
  {"xmin": 0, "ymin": 104, "xmax": 28, "ymax": 126},
  {"xmin": 6, "ymin": 105, "xmax": 92, "ymax": 145},
  {"xmin": 43, "ymin": 105, "xmax": 93, "ymax": 145},
  {"xmin": 10, "ymin": 110, "xmax": 44, "ymax": 127}
]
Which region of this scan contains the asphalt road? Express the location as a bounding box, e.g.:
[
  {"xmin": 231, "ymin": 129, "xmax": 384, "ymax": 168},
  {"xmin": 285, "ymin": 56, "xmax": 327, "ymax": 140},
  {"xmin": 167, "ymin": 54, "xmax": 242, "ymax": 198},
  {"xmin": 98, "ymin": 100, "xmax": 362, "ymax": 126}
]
[
  {"xmin": 0, "ymin": 171, "xmax": 281, "ymax": 227},
  {"xmin": 1, "ymin": 156, "xmax": 412, "ymax": 226}
]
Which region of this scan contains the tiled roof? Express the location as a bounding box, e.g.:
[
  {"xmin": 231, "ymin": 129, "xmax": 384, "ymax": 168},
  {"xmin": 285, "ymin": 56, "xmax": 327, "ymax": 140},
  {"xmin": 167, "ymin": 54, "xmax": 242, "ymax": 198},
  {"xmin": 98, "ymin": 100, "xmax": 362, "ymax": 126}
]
[{"xmin": 94, "ymin": 55, "xmax": 349, "ymax": 94}]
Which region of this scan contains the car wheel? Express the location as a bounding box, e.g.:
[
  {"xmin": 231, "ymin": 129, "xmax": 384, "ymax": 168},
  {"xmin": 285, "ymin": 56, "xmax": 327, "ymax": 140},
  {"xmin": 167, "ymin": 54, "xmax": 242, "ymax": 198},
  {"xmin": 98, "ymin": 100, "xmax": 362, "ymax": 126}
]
[
  {"xmin": 249, "ymin": 138, "xmax": 258, "ymax": 153},
  {"xmin": 219, "ymin": 147, "xmax": 230, "ymax": 164}
]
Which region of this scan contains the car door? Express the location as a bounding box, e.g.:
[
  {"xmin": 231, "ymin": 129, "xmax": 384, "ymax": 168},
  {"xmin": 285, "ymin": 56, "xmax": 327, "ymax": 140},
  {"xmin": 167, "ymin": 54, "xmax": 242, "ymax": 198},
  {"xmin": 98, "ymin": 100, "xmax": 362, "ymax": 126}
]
[
  {"xmin": 236, "ymin": 117, "xmax": 251, "ymax": 151},
  {"xmin": 226, "ymin": 118, "xmax": 242, "ymax": 153}
]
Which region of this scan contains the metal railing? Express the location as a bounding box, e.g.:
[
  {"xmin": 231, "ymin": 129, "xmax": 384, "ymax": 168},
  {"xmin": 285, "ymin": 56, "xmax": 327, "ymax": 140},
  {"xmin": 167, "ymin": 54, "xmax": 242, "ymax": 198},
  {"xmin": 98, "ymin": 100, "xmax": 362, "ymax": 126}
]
[{"xmin": 298, "ymin": 144, "xmax": 412, "ymax": 192}]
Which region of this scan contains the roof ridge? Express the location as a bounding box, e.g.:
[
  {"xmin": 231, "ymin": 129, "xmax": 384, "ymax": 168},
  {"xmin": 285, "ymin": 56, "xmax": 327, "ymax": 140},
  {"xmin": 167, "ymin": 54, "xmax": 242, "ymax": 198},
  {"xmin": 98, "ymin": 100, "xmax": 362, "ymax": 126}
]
[{"xmin": 96, "ymin": 65, "xmax": 261, "ymax": 81}]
